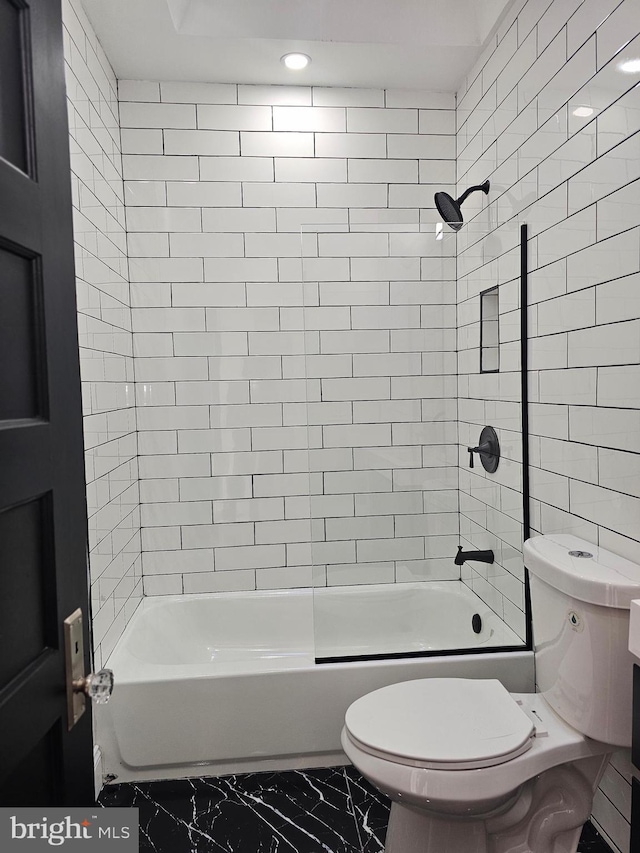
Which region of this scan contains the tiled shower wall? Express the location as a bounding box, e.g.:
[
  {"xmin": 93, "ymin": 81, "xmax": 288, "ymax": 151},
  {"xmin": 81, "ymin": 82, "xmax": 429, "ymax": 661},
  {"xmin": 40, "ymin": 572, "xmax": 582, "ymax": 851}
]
[
  {"xmin": 118, "ymin": 81, "xmax": 457, "ymax": 595},
  {"xmin": 456, "ymin": 0, "xmax": 640, "ymax": 849},
  {"xmin": 63, "ymin": 0, "xmax": 142, "ymax": 670}
]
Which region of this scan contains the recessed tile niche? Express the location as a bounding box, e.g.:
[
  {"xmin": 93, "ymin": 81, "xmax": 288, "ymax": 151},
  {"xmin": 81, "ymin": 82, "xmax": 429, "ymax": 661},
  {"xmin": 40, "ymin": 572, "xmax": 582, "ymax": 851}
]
[{"xmin": 480, "ymin": 286, "xmax": 499, "ymax": 373}]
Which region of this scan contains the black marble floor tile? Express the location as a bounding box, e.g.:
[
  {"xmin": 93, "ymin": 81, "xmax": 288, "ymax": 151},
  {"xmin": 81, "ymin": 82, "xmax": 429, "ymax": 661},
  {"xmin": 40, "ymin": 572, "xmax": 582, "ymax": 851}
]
[
  {"xmin": 577, "ymin": 821, "xmax": 615, "ymax": 853},
  {"xmin": 100, "ymin": 767, "xmax": 362, "ymax": 853},
  {"xmin": 99, "ymin": 766, "xmax": 614, "ymax": 853},
  {"xmin": 343, "ymin": 765, "xmax": 389, "ymax": 852}
]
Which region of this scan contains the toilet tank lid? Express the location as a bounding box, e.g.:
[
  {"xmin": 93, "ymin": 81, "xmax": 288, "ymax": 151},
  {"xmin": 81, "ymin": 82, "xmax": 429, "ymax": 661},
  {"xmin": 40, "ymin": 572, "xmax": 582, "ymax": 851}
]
[{"xmin": 524, "ymin": 534, "xmax": 640, "ymax": 608}]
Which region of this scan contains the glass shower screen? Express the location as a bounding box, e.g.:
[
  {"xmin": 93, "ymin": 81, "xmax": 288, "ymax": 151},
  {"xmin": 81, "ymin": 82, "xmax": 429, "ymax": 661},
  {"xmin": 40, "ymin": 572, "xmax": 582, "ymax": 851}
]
[{"xmin": 301, "ymin": 218, "xmax": 527, "ymax": 662}]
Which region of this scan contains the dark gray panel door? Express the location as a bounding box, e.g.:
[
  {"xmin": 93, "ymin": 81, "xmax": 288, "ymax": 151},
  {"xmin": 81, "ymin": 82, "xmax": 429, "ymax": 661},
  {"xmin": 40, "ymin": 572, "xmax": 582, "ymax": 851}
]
[{"xmin": 0, "ymin": 0, "xmax": 94, "ymax": 805}]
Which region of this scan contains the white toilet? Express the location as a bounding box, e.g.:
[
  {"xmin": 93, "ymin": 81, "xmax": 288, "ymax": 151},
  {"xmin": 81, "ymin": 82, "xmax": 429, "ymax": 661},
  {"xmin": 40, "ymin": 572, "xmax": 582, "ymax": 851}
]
[{"xmin": 342, "ymin": 534, "xmax": 640, "ymax": 853}]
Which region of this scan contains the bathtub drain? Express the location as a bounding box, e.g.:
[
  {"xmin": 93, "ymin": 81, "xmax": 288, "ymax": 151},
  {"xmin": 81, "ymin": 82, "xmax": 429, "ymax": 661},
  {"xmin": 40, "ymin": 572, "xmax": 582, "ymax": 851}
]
[{"xmin": 472, "ymin": 613, "xmax": 482, "ymax": 634}]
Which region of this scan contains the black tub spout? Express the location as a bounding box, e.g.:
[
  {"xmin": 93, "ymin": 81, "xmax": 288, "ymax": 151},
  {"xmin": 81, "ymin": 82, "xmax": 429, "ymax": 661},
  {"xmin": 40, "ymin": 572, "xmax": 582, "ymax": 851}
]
[{"xmin": 454, "ymin": 546, "xmax": 495, "ymax": 566}]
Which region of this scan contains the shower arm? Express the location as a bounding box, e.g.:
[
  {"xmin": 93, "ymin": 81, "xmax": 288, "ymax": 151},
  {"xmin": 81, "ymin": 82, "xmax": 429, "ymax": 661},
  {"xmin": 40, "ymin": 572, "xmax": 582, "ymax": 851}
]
[{"xmin": 456, "ymin": 181, "xmax": 490, "ymax": 207}]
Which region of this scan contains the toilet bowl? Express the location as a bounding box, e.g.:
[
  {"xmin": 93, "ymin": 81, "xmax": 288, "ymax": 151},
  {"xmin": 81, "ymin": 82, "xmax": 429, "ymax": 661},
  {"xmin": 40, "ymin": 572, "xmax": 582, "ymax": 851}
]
[
  {"xmin": 343, "ymin": 680, "xmax": 611, "ymax": 853},
  {"xmin": 342, "ymin": 535, "xmax": 640, "ymax": 853}
]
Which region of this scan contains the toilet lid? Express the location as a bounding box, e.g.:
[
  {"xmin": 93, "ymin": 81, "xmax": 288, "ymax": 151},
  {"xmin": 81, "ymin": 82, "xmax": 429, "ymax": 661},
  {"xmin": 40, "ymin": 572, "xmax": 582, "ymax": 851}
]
[{"xmin": 345, "ymin": 678, "xmax": 535, "ymax": 770}]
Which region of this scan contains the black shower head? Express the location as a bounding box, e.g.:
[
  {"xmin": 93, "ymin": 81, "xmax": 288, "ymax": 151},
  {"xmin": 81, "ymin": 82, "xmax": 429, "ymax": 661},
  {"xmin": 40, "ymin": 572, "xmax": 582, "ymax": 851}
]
[
  {"xmin": 434, "ymin": 191, "xmax": 464, "ymax": 230},
  {"xmin": 434, "ymin": 179, "xmax": 490, "ymax": 231}
]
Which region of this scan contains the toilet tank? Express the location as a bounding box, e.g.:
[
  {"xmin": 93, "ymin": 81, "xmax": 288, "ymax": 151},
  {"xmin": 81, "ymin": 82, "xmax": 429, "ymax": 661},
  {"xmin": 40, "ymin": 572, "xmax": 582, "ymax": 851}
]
[{"xmin": 525, "ymin": 534, "xmax": 640, "ymax": 747}]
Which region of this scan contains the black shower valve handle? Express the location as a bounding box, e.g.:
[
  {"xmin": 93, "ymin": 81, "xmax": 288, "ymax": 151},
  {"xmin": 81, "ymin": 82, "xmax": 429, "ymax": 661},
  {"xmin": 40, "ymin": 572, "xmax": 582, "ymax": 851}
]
[{"xmin": 467, "ymin": 441, "xmax": 492, "ymax": 469}]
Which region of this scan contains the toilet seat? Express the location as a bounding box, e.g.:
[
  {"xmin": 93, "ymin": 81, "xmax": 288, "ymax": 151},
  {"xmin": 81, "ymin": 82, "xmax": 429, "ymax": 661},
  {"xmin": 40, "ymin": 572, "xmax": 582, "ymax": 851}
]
[
  {"xmin": 344, "ymin": 678, "xmax": 535, "ymax": 770},
  {"xmin": 342, "ymin": 692, "xmax": 610, "ymax": 817}
]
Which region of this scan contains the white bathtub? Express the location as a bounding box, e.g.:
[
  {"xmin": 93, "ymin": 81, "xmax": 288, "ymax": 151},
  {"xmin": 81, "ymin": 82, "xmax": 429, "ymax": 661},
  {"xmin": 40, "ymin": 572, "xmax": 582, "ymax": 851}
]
[{"xmin": 98, "ymin": 581, "xmax": 534, "ymax": 783}]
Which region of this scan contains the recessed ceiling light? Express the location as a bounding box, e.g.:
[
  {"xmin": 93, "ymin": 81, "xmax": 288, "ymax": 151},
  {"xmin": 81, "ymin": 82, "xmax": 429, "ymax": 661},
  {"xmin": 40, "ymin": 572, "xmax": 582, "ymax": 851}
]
[
  {"xmin": 618, "ymin": 58, "xmax": 640, "ymax": 74},
  {"xmin": 281, "ymin": 53, "xmax": 311, "ymax": 70},
  {"xmin": 572, "ymin": 106, "xmax": 594, "ymax": 117}
]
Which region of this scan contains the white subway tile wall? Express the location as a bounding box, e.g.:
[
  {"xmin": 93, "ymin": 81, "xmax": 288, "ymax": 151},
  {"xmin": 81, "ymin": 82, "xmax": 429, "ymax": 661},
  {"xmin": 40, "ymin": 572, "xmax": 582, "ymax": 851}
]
[
  {"xmin": 457, "ymin": 0, "xmax": 640, "ymax": 849},
  {"xmin": 119, "ymin": 79, "xmax": 458, "ymax": 596},
  {"xmin": 62, "ymin": 0, "xmax": 142, "ymax": 670}
]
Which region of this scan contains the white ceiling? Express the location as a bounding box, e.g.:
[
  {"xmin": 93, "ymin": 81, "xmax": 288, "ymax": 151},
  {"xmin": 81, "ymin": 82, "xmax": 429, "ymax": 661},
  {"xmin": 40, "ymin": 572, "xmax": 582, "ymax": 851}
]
[{"xmin": 82, "ymin": 0, "xmax": 514, "ymax": 92}]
